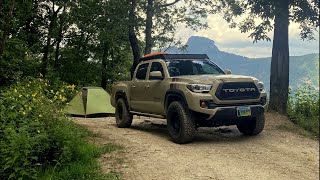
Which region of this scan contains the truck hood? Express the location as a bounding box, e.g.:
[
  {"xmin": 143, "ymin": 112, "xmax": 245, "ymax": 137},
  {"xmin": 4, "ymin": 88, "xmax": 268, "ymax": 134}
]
[{"xmin": 171, "ymin": 74, "xmax": 258, "ymax": 84}]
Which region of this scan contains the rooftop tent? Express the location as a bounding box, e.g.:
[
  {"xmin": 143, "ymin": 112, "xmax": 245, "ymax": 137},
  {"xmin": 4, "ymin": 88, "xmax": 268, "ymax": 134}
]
[{"xmin": 65, "ymin": 87, "xmax": 115, "ymax": 116}]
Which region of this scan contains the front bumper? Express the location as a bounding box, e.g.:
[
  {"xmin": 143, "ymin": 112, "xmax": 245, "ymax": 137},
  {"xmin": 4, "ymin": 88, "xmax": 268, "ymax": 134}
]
[
  {"xmin": 185, "ymin": 89, "xmax": 267, "ymax": 116},
  {"xmin": 211, "ymin": 105, "xmax": 264, "ymax": 119},
  {"xmin": 195, "ymin": 105, "xmax": 264, "ymax": 127}
]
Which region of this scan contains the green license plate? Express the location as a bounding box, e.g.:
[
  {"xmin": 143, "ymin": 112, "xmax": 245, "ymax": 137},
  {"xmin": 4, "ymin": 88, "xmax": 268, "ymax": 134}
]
[{"xmin": 237, "ymin": 107, "xmax": 251, "ymax": 117}]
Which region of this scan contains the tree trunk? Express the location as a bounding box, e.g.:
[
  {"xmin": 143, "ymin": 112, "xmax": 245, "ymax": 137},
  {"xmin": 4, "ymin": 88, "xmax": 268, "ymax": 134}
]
[
  {"xmin": 41, "ymin": 35, "xmax": 51, "ymax": 77},
  {"xmin": 54, "ymin": 7, "xmax": 66, "ymax": 70},
  {"xmin": 144, "ymin": 0, "xmax": 154, "ymax": 55},
  {"xmin": 24, "ymin": 1, "xmax": 39, "ymax": 48},
  {"xmin": 0, "ymin": 0, "xmax": 3, "ymax": 28},
  {"xmin": 101, "ymin": 44, "xmax": 108, "ymax": 89},
  {"xmin": 54, "ymin": 27, "xmax": 62, "ymax": 70},
  {"xmin": 41, "ymin": 6, "xmax": 62, "ymax": 77},
  {"xmin": 269, "ymin": 0, "xmax": 290, "ymax": 115},
  {"xmin": 128, "ymin": 0, "xmax": 140, "ymax": 79},
  {"xmin": 0, "ymin": 27, "xmax": 7, "ymax": 57},
  {"xmin": 0, "ymin": 0, "xmax": 15, "ymax": 57}
]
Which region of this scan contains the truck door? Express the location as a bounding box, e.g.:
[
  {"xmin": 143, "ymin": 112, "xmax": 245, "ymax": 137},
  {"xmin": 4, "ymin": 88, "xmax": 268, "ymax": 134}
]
[
  {"xmin": 144, "ymin": 62, "xmax": 166, "ymax": 114},
  {"xmin": 130, "ymin": 63, "xmax": 150, "ymax": 112}
]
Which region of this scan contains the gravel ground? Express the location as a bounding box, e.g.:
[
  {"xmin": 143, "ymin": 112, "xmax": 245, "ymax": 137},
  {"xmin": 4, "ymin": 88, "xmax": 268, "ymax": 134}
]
[{"xmin": 75, "ymin": 112, "xmax": 319, "ymax": 180}]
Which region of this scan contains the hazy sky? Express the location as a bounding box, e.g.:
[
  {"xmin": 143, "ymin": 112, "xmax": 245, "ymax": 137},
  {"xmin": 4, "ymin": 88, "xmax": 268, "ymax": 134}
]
[{"xmin": 177, "ymin": 14, "xmax": 319, "ymax": 58}]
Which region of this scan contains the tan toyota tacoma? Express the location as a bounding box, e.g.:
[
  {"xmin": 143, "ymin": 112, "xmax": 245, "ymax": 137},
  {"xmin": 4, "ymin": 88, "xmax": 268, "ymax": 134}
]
[{"xmin": 111, "ymin": 53, "xmax": 267, "ymax": 143}]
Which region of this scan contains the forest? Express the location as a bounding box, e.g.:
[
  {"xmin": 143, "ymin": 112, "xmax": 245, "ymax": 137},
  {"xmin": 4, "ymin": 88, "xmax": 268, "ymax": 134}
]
[{"xmin": 0, "ymin": 0, "xmax": 319, "ymax": 179}]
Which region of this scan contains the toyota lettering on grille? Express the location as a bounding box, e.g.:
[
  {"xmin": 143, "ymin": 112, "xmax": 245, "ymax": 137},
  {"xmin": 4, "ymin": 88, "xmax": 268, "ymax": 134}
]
[{"xmin": 222, "ymin": 88, "xmax": 256, "ymax": 93}]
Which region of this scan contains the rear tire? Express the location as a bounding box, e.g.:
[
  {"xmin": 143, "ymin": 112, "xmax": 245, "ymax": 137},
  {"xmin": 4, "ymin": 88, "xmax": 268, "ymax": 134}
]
[
  {"xmin": 237, "ymin": 113, "xmax": 265, "ymax": 135},
  {"xmin": 167, "ymin": 101, "xmax": 196, "ymax": 144},
  {"xmin": 115, "ymin": 98, "xmax": 133, "ymax": 128}
]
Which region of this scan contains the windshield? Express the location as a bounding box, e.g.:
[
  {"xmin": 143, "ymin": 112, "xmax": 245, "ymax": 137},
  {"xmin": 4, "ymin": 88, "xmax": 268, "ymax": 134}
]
[{"xmin": 166, "ymin": 59, "xmax": 224, "ymax": 77}]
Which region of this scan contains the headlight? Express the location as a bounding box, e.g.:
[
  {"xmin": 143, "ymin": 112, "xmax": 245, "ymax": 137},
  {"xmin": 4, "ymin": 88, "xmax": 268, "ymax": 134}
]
[
  {"xmin": 187, "ymin": 84, "xmax": 212, "ymax": 93},
  {"xmin": 257, "ymin": 81, "xmax": 264, "ymax": 92}
]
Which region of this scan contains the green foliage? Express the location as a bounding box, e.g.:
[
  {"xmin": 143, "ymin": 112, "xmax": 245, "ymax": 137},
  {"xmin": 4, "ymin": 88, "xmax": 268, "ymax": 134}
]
[
  {"xmin": 0, "ymin": 78, "xmax": 74, "ymax": 179},
  {"xmin": 45, "ymin": 78, "xmax": 79, "ymax": 108},
  {"xmin": 138, "ymin": 0, "xmax": 210, "ymax": 50},
  {"xmin": 0, "ymin": 38, "xmax": 40, "ymax": 84},
  {"xmin": 0, "ymin": 0, "xmax": 217, "ymax": 87},
  {"xmin": 216, "ymin": 0, "xmax": 319, "ymax": 42},
  {"xmin": 39, "ymin": 143, "xmax": 123, "ymax": 180},
  {"xmin": 0, "ymin": 0, "xmax": 133, "ymax": 87},
  {"xmin": 288, "ymin": 84, "xmax": 319, "ymax": 138},
  {"xmin": 0, "ymin": 78, "xmax": 120, "ymax": 179}
]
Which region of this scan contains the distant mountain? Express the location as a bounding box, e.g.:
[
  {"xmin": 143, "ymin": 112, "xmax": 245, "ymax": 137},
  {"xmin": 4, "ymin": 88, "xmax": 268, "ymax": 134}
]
[
  {"xmin": 251, "ymin": 54, "xmax": 319, "ymax": 91},
  {"xmin": 166, "ymin": 36, "xmax": 319, "ymax": 91}
]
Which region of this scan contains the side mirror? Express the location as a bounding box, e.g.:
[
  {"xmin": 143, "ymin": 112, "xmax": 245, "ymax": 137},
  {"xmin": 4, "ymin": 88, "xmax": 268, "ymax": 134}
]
[
  {"xmin": 149, "ymin": 71, "xmax": 164, "ymax": 80},
  {"xmin": 224, "ymin": 69, "xmax": 232, "ymax": 74}
]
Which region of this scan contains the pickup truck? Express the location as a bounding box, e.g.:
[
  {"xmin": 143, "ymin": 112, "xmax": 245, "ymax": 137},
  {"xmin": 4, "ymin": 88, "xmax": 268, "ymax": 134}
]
[{"xmin": 111, "ymin": 53, "xmax": 267, "ymax": 143}]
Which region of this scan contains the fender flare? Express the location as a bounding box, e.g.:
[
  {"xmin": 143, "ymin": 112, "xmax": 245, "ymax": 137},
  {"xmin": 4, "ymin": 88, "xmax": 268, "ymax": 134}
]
[
  {"xmin": 164, "ymin": 89, "xmax": 188, "ymax": 112},
  {"xmin": 115, "ymin": 91, "xmax": 130, "ymax": 109}
]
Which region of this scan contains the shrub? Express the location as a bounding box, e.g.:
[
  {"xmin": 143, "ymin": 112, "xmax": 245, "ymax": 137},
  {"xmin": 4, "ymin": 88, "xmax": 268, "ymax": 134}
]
[
  {"xmin": 0, "ymin": 78, "xmax": 91, "ymax": 179},
  {"xmin": 288, "ymin": 84, "xmax": 319, "ymax": 138},
  {"xmin": 40, "ymin": 143, "xmax": 122, "ymax": 180}
]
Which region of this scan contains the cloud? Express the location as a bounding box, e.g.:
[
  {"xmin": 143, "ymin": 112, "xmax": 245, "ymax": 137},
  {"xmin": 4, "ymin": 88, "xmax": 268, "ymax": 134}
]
[{"xmin": 176, "ymin": 14, "xmax": 319, "ymax": 58}]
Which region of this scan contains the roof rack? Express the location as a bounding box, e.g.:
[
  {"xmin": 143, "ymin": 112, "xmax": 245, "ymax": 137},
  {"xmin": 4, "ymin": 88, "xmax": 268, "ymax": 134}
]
[
  {"xmin": 140, "ymin": 53, "xmax": 209, "ymax": 61},
  {"xmin": 143, "ymin": 52, "xmax": 168, "ymax": 58}
]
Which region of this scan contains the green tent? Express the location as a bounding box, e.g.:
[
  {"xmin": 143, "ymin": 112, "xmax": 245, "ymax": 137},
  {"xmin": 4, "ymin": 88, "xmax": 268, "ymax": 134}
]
[{"xmin": 65, "ymin": 87, "xmax": 115, "ymax": 116}]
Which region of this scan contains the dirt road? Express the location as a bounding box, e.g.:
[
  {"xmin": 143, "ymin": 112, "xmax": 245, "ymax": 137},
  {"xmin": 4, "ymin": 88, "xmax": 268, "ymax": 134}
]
[{"xmin": 75, "ymin": 113, "xmax": 319, "ymax": 180}]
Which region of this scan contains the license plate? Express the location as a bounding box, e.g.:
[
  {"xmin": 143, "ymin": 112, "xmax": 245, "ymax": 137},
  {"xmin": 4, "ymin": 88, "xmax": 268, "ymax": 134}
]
[{"xmin": 237, "ymin": 107, "xmax": 251, "ymax": 117}]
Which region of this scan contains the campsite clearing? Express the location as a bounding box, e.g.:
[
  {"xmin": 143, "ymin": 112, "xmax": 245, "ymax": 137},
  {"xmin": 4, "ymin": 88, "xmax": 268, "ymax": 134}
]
[{"xmin": 75, "ymin": 112, "xmax": 319, "ymax": 180}]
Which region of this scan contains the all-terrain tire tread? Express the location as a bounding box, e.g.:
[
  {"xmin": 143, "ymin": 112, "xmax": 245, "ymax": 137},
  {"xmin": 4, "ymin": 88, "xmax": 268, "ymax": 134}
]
[
  {"xmin": 167, "ymin": 101, "xmax": 196, "ymax": 144},
  {"xmin": 115, "ymin": 98, "xmax": 133, "ymax": 128},
  {"xmin": 237, "ymin": 113, "xmax": 265, "ymax": 135},
  {"xmin": 252, "ymin": 113, "xmax": 265, "ymax": 135}
]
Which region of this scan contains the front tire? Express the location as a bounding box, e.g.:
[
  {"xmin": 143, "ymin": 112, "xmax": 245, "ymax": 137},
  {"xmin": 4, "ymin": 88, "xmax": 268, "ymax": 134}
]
[
  {"xmin": 115, "ymin": 98, "xmax": 133, "ymax": 128},
  {"xmin": 167, "ymin": 101, "xmax": 196, "ymax": 144},
  {"xmin": 237, "ymin": 113, "xmax": 265, "ymax": 135}
]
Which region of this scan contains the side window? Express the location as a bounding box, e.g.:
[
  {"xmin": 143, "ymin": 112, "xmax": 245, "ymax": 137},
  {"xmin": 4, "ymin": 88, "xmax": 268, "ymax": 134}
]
[
  {"xmin": 136, "ymin": 63, "xmax": 149, "ymax": 80},
  {"xmin": 149, "ymin": 62, "xmax": 164, "ymax": 80}
]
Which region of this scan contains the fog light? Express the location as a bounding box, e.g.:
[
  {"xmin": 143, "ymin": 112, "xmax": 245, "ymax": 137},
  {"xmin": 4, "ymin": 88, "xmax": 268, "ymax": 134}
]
[
  {"xmin": 260, "ymin": 97, "xmax": 267, "ymax": 105},
  {"xmin": 200, "ymin": 101, "xmax": 207, "ymax": 108}
]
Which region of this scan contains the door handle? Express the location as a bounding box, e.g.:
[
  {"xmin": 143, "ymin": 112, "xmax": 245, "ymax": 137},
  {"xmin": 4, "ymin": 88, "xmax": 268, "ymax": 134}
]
[
  {"xmin": 132, "ymin": 85, "xmax": 136, "ymax": 88},
  {"xmin": 145, "ymin": 85, "xmax": 150, "ymax": 88}
]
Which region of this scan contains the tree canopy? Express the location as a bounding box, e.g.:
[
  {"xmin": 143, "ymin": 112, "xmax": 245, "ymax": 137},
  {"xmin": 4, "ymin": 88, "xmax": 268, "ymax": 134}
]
[
  {"xmin": 215, "ymin": 0, "xmax": 319, "ymax": 114},
  {"xmin": 217, "ymin": 0, "xmax": 319, "ymax": 41},
  {"xmin": 0, "ymin": 0, "xmax": 132, "ymax": 88},
  {"xmin": 0, "ymin": 0, "xmax": 216, "ymax": 84}
]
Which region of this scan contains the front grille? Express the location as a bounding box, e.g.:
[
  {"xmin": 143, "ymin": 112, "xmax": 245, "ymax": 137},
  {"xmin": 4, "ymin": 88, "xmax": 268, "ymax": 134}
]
[{"xmin": 215, "ymin": 82, "xmax": 260, "ymax": 100}]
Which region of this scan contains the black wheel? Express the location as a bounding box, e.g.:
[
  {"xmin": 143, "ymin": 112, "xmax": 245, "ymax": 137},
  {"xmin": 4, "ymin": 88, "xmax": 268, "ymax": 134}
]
[
  {"xmin": 167, "ymin": 101, "xmax": 196, "ymax": 144},
  {"xmin": 237, "ymin": 113, "xmax": 265, "ymax": 135},
  {"xmin": 115, "ymin": 98, "xmax": 133, "ymax": 128}
]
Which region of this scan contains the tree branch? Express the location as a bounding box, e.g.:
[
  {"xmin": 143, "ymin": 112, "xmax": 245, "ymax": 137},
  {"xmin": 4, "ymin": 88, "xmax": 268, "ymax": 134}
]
[
  {"xmin": 159, "ymin": 0, "xmax": 180, "ymax": 7},
  {"xmin": 163, "ymin": 40, "xmax": 174, "ymax": 52}
]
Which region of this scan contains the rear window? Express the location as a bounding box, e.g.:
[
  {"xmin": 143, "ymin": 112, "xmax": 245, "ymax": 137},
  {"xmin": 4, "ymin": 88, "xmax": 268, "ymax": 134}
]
[{"xmin": 136, "ymin": 63, "xmax": 149, "ymax": 80}]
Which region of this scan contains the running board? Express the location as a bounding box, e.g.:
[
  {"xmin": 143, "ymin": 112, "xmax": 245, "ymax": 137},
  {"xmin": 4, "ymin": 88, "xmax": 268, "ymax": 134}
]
[{"xmin": 130, "ymin": 111, "xmax": 165, "ymax": 119}]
